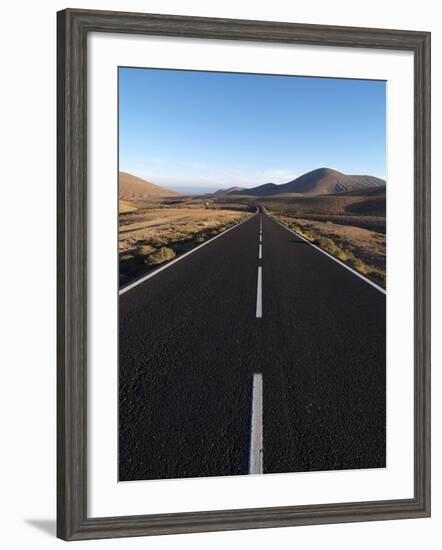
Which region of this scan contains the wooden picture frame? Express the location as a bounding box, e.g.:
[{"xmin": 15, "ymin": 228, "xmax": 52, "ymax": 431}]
[{"xmin": 57, "ymin": 8, "xmax": 431, "ymax": 541}]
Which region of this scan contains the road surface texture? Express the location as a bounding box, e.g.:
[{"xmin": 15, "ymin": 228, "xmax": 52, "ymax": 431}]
[{"xmin": 119, "ymin": 213, "xmax": 386, "ymax": 481}]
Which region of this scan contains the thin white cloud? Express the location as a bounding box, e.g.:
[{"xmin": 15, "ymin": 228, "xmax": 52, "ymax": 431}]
[{"xmin": 122, "ymin": 162, "xmax": 334, "ymax": 190}]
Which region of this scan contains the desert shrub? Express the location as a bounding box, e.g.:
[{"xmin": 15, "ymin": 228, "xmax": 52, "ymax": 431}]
[
  {"xmin": 316, "ymin": 237, "xmax": 350, "ymax": 262},
  {"xmin": 347, "ymin": 256, "xmax": 368, "ymax": 272},
  {"xmin": 299, "ymin": 228, "xmax": 317, "ymax": 241},
  {"xmin": 170, "ymin": 231, "xmax": 188, "ymax": 242},
  {"xmin": 283, "ymin": 219, "xmax": 316, "ymax": 242},
  {"xmin": 150, "ymin": 236, "xmax": 168, "ymax": 246},
  {"xmin": 367, "ymin": 270, "xmax": 386, "ymax": 287},
  {"xmin": 120, "ymin": 254, "xmax": 134, "ymax": 262},
  {"xmin": 273, "ymin": 212, "xmax": 386, "ymax": 289},
  {"xmin": 136, "ymin": 244, "xmax": 156, "ymax": 257},
  {"xmin": 145, "ymin": 246, "xmax": 176, "ymax": 266}
]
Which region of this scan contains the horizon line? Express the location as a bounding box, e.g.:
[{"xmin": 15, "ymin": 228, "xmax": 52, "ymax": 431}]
[{"xmin": 119, "ymin": 166, "xmax": 387, "ymax": 193}]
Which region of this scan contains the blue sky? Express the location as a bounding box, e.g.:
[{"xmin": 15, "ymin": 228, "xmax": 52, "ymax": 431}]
[{"xmin": 119, "ymin": 67, "xmax": 386, "ymax": 194}]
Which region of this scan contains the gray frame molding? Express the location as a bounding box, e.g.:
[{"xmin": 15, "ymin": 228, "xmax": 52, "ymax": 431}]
[{"xmin": 57, "ymin": 8, "xmax": 431, "ymax": 541}]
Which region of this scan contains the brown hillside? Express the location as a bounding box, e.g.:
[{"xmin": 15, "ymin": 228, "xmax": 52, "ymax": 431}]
[
  {"xmin": 280, "ymin": 168, "xmax": 385, "ymax": 195},
  {"xmin": 119, "ymin": 171, "xmax": 182, "ymax": 200},
  {"xmin": 230, "ymin": 168, "xmax": 385, "ymax": 197}
]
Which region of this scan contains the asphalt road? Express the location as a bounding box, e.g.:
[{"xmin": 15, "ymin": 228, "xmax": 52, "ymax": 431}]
[{"xmin": 119, "ymin": 212, "xmax": 386, "ymax": 481}]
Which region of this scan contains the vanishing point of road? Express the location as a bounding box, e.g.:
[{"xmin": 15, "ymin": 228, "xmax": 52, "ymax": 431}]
[{"xmin": 119, "ymin": 211, "xmax": 386, "ymax": 481}]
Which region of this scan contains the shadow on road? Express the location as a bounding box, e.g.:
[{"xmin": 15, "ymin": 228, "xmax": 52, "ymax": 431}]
[{"xmin": 288, "ymin": 239, "xmax": 309, "ymax": 245}]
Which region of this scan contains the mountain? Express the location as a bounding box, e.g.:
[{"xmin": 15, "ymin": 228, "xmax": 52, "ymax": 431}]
[
  {"xmin": 240, "ymin": 183, "xmax": 279, "ymax": 196},
  {"xmin": 280, "ymin": 168, "xmax": 385, "ymax": 195},
  {"xmin": 229, "ymin": 168, "xmax": 385, "ymax": 197},
  {"xmin": 214, "ymin": 186, "xmax": 246, "ymax": 195},
  {"xmin": 119, "ymin": 171, "xmax": 182, "ymax": 200}
]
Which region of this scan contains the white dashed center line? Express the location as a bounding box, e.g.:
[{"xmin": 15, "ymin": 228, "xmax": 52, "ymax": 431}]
[
  {"xmin": 256, "ymin": 266, "xmax": 262, "ymax": 318},
  {"xmin": 249, "ymin": 373, "xmax": 263, "ymax": 474}
]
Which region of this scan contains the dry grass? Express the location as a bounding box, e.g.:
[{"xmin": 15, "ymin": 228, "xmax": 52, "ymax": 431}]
[
  {"xmin": 279, "ymin": 213, "xmax": 386, "ymax": 233},
  {"xmin": 119, "ymin": 200, "xmax": 138, "ymax": 213},
  {"xmin": 272, "ymin": 214, "xmax": 386, "ymax": 288},
  {"xmin": 260, "ymin": 187, "xmax": 386, "ymax": 216},
  {"xmin": 215, "ymin": 189, "xmax": 386, "ymax": 232},
  {"xmin": 119, "ymin": 204, "xmax": 251, "ymax": 286}
]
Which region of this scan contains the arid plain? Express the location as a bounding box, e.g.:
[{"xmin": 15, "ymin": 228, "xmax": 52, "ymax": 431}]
[{"xmin": 119, "ymin": 168, "xmax": 386, "ymax": 288}]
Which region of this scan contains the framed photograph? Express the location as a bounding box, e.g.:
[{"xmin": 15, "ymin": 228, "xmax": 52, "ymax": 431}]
[{"xmin": 57, "ymin": 8, "xmax": 431, "ymax": 541}]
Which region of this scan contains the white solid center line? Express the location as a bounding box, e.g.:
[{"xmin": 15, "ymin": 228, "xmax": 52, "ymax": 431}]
[
  {"xmin": 249, "ymin": 373, "xmax": 263, "ymax": 475},
  {"xmin": 256, "ymin": 266, "xmax": 262, "ymax": 318},
  {"xmin": 258, "ymin": 243, "xmax": 262, "ymax": 259}
]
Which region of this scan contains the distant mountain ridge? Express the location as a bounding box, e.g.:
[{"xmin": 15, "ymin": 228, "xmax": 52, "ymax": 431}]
[
  {"xmin": 119, "ymin": 171, "xmax": 182, "ymax": 200},
  {"xmin": 214, "ymin": 186, "xmax": 246, "ymax": 195},
  {"xmin": 228, "ymin": 168, "xmax": 385, "ymax": 197}
]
